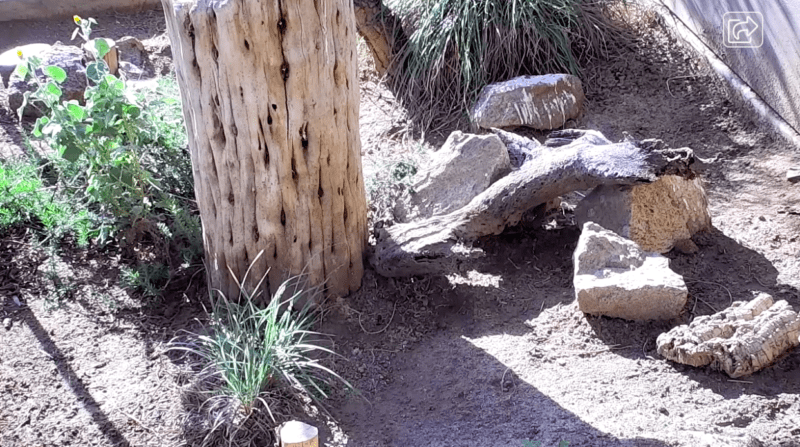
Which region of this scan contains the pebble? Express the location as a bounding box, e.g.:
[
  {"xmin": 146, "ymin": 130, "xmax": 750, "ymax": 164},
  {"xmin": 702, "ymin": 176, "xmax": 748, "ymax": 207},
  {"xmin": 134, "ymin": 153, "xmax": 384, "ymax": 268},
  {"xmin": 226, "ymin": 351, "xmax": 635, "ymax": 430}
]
[
  {"xmin": 787, "ymin": 168, "xmax": 800, "ymax": 184},
  {"xmin": 3, "ymin": 318, "xmax": 11, "ymax": 330}
]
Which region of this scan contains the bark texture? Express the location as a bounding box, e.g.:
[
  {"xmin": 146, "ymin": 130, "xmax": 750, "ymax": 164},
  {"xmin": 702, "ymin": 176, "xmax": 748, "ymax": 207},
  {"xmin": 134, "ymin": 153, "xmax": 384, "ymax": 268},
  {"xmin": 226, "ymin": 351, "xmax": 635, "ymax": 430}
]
[
  {"xmin": 370, "ymin": 130, "xmax": 694, "ymax": 277},
  {"xmin": 353, "ymin": 0, "xmax": 396, "ymax": 75},
  {"xmin": 656, "ymin": 293, "xmax": 800, "ymax": 378},
  {"xmin": 162, "ymin": 0, "xmax": 367, "ymax": 301}
]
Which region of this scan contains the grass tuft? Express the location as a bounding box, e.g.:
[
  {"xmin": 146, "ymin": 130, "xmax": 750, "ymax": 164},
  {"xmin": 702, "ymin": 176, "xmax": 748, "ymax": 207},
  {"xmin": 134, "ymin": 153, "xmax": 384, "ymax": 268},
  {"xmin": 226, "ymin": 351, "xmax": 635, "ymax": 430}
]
[
  {"xmin": 387, "ymin": 0, "xmax": 626, "ymax": 129},
  {"xmin": 171, "ymin": 256, "xmax": 354, "ymax": 444}
]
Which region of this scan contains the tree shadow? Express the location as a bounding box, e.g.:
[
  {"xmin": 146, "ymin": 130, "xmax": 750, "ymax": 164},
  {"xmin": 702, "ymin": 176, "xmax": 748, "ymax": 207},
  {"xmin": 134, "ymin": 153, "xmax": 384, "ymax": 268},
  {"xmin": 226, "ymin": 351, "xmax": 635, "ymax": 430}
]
[{"xmin": 15, "ymin": 305, "xmax": 132, "ymax": 446}]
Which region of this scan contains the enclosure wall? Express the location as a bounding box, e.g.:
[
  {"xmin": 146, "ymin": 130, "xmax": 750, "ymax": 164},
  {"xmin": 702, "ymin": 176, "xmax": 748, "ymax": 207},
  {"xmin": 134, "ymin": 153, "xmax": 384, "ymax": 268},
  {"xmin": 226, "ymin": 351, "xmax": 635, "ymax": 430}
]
[{"xmin": 660, "ymin": 0, "xmax": 800, "ymax": 135}]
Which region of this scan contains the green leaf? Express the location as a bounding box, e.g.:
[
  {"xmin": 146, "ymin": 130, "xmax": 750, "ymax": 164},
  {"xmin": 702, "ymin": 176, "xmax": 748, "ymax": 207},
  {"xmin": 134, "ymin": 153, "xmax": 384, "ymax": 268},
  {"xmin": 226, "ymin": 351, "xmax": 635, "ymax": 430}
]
[
  {"xmin": 94, "ymin": 39, "xmax": 111, "ymax": 59},
  {"xmin": 86, "ymin": 62, "xmax": 109, "ymax": 83},
  {"xmin": 60, "ymin": 142, "xmax": 82, "ymax": 163},
  {"xmin": 43, "ymin": 65, "xmax": 67, "ymax": 83},
  {"xmin": 14, "ymin": 64, "xmax": 29, "ymax": 79},
  {"xmin": 66, "ymin": 102, "xmax": 86, "ymax": 121},
  {"xmin": 124, "ymin": 104, "xmax": 141, "ymax": 119},
  {"xmin": 45, "ymin": 82, "xmax": 62, "ymax": 98},
  {"xmin": 32, "ymin": 116, "xmax": 49, "ymax": 138}
]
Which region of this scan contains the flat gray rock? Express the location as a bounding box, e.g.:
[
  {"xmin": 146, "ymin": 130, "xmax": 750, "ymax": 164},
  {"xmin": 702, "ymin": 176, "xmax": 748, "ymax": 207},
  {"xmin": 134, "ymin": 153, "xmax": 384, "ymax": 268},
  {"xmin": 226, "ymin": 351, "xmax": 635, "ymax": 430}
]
[
  {"xmin": 471, "ymin": 74, "xmax": 585, "ymax": 130},
  {"xmin": 574, "ymin": 221, "xmax": 688, "ymax": 321},
  {"xmin": 394, "ymin": 131, "xmax": 510, "ymax": 223}
]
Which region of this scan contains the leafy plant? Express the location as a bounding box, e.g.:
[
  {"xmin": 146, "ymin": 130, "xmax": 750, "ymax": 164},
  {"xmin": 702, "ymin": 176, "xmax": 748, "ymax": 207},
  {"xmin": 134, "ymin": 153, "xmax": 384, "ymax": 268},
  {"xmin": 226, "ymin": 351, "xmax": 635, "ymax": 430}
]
[
  {"xmin": 171, "ymin": 256, "xmax": 353, "ymax": 424},
  {"xmin": 12, "ymin": 17, "xmax": 201, "ymax": 298}
]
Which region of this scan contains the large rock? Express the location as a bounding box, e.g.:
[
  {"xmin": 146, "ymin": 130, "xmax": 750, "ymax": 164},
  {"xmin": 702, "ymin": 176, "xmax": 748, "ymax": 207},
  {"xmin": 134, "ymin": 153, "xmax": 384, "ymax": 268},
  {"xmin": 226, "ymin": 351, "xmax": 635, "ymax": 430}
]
[
  {"xmin": 0, "ymin": 43, "xmax": 51, "ymax": 88},
  {"xmin": 394, "ymin": 131, "xmax": 510, "ymax": 222},
  {"xmin": 575, "ymin": 175, "xmax": 711, "ymax": 253},
  {"xmin": 657, "ymin": 293, "xmax": 800, "ymax": 378},
  {"xmin": 574, "ymin": 222, "xmax": 688, "ymax": 321},
  {"xmin": 115, "ymin": 36, "xmax": 156, "ymax": 79},
  {"xmin": 7, "ymin": 43, "xmax": 87, "ymax": 118},
  {"xmin": 471, "ymin": 74, "xmax": 585, "ymax": 130}
]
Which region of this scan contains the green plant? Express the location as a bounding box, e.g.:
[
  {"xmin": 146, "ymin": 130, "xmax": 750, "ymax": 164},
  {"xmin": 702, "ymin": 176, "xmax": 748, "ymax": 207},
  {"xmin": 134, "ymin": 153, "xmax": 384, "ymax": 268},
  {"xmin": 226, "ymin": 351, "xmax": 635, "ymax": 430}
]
[
  {"xmin": 12, "ymin": 17, "xmax": 201, "ymax": 298},
  {"xmin": 171, "ymin": 257, "xmax": 353, "ymax": 423},
  {"xmin": 387, "ymin": 0, "xmax": 623, "ymax": 127},
  {"xmin": 16, "ymin": 40, "xmax": 156, "ymax": 234},
  {"xmin": 120, "ymin": 263, "xmax": 170, "ymax": 298},
  {"xmin": 0, "ymin": 160, "xmax": 94, "ymax": 245}
]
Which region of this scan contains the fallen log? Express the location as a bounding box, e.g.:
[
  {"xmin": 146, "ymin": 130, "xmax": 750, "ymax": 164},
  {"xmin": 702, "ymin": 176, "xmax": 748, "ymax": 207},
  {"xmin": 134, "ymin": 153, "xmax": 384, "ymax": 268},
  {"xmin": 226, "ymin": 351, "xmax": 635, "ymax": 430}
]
[{"xmin": 369, "ymin": 129, "xmax": 694, "ymax": 277}]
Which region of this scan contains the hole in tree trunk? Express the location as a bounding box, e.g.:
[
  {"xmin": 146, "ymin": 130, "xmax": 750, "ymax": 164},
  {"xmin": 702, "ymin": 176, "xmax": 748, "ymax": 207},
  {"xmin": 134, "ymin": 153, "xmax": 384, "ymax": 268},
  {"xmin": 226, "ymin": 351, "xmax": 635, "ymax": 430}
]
[
  {"xmin": 272, "ymin": 104, "xmax": 277, "ymax": 110},
  {"xmin": 281, "ymin": 209, "xmax": 286, "ymax": 226},
  {"xmin": 281, "ymin": 62, "xmax": 290, "ymax": 81},
  {"xmin": 291, "ymin": 157, "xmax": 298, "ymax": 182},
  {"xmin": 267, "ymin": 114, "xmax": 272, "ymax": 125},
  {"xmin": 300, "ymin": 123, "xmax": 308, "ymax": 150},
  {"xmin": 244, "ymin": 39, "xmax": 250, "ymax": 50},
  {"xmin": 253, "ymin": 225, "xmax": 260, "ymax": 242}
]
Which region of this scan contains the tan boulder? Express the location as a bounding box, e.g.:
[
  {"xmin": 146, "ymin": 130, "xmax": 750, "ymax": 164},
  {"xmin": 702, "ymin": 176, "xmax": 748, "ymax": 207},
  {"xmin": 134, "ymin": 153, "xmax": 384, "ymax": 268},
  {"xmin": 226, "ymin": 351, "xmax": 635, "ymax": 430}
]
[{"xmin": 576, "ymin": 175, "xmax": 711, "ymax": 253}]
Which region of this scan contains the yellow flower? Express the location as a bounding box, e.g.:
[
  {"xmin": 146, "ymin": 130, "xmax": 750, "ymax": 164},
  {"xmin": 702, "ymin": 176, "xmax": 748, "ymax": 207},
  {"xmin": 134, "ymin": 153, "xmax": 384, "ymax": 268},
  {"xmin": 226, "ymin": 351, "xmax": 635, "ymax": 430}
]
[
  {"xmin": 16, "ymin": 50, "xmax": 23, "ymax": 59},
  {"xmin": 73, "ymin": 15, "xmax": 81, "ymax": 24}
]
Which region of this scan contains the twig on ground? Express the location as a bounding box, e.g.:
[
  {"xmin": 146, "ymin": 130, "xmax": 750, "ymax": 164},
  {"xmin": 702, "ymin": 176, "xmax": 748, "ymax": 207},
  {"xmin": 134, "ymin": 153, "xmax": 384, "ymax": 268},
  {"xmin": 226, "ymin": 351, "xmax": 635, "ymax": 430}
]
[
  {"xmin": 686, "ymin": 279, "xmax": 733, "ymax": 306},
  {"xmin": 358, "ymin": 301, "xmax": 397, "ymax": 335}
]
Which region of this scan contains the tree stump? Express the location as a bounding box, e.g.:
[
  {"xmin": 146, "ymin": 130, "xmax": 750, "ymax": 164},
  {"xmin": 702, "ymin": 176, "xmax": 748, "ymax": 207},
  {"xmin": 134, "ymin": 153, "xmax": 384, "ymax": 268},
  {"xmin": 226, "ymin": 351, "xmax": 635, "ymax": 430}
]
[{"xmin": 162, "ymin": 0, "xmax": 367, "ymax": 301}]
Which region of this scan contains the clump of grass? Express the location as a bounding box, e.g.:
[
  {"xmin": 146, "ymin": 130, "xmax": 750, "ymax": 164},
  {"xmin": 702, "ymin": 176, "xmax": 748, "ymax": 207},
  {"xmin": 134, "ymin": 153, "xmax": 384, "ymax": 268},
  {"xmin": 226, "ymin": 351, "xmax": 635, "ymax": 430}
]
[
  {"xmin": 0, "ymin": 159, "xmax": 95, "ymax": 245},
  {"xmin": 171, "ymin": 257, "xmax": 353, "ymax": 444},
  {"xmin": 387, "ymin": 0, "xmax": 625, "ymax": 128}
]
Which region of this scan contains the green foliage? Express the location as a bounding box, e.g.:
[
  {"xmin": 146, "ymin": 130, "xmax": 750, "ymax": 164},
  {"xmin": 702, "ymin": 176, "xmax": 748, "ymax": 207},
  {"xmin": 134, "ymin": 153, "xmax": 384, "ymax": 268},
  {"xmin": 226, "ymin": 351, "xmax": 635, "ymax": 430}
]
[
  {"xmin": 10, "ymin": 16, "xmax": 200, "ymax": 298},
  {"xmin": 388, "ymin": 0, "xmax": 620, "ymax": 126},
  {"xmin": 0, "ymin": 160, "xmax": 94, "ymax": 245},
  {"xmin": 171, "ymin": 268, "xmax": 353, "ymax": 421}
]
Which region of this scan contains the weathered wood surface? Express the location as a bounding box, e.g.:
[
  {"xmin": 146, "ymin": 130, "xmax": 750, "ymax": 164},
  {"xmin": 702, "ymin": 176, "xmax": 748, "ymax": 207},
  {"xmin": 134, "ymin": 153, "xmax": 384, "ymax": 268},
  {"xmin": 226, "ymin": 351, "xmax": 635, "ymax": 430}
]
[
  {"xmin": 353, "ymin": 0, "xmax": 397, "ymax": 75},
  {"xmin": 162, "ymin": 0, "xmax": 367, "ymax": 300},
  {"xmin": 657, "ymin": 293, "xmax": 800, "ymax": 378},
  {"xmin": 370, "ymin": 129, "xmax": 694, "ymax": 277}
]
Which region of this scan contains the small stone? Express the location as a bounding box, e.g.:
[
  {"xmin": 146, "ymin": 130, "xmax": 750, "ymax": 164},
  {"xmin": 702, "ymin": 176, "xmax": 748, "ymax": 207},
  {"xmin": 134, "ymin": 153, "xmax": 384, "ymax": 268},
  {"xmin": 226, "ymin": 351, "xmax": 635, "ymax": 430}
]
[
  {"xmin": 393, "ymin": 131, "xmax": 510, "ymax": 222},
  {"xmin": 787, "ymin": 168, "xmax": 800, "ymax": 184},
  {"xmin": 3, "ymin": 318, "xmax": 11, "ymax": 330},
  {"xmin": 576, "ymin": 175, "xmax": 711, "ymax": 253},
  {"xmin": 7, "ymin": 43, "xmax": 88, "ymax": 118},
  {"xmin": 557, "ymin": 358, "xmax": 567, "ymax": 366}
]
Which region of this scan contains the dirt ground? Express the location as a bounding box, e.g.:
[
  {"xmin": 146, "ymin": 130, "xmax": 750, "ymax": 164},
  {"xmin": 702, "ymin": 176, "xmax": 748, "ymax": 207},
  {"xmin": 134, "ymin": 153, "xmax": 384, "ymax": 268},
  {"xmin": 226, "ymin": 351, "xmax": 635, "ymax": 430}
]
[{"xmin": 1, "ymin": 4, "xmax": 800, "ymax": 447}]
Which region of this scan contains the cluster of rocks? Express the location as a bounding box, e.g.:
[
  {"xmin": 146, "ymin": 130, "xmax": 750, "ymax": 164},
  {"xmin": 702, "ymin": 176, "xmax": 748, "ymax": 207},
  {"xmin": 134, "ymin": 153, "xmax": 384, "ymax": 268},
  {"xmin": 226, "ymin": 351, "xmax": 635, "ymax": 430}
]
[
  {"xmin": 0, "ymin": 36, "xmax": 162, "ymax": 117},
  {"xmin": 390, "ymin": 73, "xmax": 800, "ymax": 378}
]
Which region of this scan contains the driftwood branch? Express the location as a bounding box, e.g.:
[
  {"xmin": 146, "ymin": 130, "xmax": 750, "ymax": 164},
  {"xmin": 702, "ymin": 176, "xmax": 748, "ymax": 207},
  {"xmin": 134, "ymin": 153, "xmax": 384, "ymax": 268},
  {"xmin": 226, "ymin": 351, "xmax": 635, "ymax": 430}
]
[{"xmin": 370, "ymin": 130, "xmax": 694, "ymax": 277}]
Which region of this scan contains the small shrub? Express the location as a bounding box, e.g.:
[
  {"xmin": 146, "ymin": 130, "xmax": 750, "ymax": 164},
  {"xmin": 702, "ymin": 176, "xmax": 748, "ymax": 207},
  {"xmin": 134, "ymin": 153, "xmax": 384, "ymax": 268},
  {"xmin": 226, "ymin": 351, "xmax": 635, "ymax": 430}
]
[{"xmin": 12, "ymin": 16, "xmax": 201, "ymax": 298}]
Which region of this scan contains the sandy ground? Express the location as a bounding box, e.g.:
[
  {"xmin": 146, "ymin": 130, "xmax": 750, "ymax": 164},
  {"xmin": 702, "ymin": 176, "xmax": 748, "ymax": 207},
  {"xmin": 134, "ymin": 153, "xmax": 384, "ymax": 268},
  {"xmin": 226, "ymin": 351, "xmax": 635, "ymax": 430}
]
[{"xmin": 1, "ymin": 4, "xmax": 799, "ymax": 447}]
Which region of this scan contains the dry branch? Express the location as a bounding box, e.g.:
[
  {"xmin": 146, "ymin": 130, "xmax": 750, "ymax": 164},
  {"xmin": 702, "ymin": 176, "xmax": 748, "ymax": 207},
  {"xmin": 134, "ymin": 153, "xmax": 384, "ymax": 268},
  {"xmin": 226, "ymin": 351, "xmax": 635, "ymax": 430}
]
[{"xmin": 370, "ymin": 130, "xmax": 694, "ymax": 277}]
